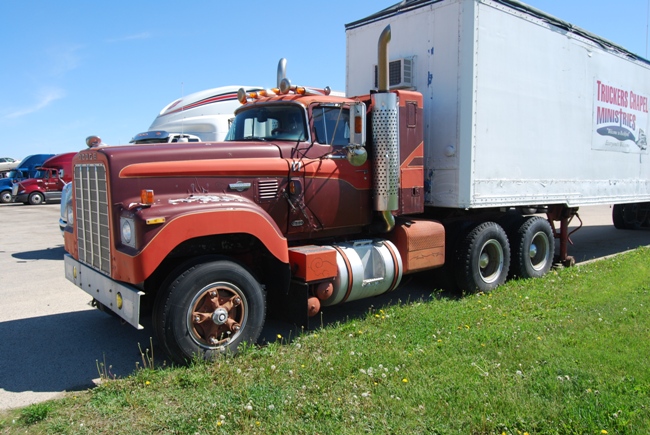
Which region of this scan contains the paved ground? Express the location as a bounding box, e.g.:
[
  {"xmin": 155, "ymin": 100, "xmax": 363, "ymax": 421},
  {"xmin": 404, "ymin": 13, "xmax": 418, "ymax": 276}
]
[{"xmin": 0, "ymin": 202, "xmax": 648, "ymax": 411}]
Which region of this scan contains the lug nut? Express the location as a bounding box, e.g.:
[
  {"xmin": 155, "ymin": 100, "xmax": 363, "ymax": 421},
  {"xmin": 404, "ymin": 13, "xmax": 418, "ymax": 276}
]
[
  {"xmin": 233, "ymin": 297, "xmax": 242, "ymax": 306},
  {"xmin": 194, "ymin": 315, "xmax": 201, "ymax": 323}
]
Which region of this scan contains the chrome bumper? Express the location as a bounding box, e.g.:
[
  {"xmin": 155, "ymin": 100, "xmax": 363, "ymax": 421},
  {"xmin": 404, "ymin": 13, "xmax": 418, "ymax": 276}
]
[{"xmin": 64, "ymin": 254, "xmax": 144, "ymax": 329}]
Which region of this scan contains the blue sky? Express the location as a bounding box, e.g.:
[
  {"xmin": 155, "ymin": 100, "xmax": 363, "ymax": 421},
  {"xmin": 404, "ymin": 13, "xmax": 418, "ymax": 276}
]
[{"xmin": 1, "ymin": 0, "xmax": 649, "ymax": 158}]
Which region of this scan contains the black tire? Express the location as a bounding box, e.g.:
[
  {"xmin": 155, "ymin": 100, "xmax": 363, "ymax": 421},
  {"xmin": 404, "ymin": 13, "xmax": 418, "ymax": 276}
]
[
  {"xmin": 153, "ymin": 260, "xmax": 265, "ymax": 365},
  {"xmin": 455, "ymin": 221, "xmax": 510, "ymax": 293},
  {"xmin": 612, "ymin": 203, "xmax": 650, "ymax": 230},
  {"xmin": 28, "ymin": 192, "xmax": 45, "ymax": 205},
  {"xmin": 510, "ymin": 216, "xmax": 554, "ymax": 279},
  {"xmin": 0, "ymin": 190, "xmax": 11, "ymax": 203}
]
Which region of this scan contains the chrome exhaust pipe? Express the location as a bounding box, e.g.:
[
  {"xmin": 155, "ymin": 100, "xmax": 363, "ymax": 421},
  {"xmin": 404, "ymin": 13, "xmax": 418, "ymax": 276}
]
[{"xmin": 372, "ymin": 25, "xmax": 399, "ymax": 232}]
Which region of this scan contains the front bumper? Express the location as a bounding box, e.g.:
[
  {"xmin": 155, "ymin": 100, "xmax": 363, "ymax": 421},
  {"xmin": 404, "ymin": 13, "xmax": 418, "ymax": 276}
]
[{"xmin": 64, "ymin": 254, "xmax": 145, "ymax": 329}]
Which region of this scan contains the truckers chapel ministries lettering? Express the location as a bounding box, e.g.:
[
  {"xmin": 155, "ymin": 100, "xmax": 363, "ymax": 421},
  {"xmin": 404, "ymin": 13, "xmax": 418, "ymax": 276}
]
[{"xmin": 595, "ymin": 80, "xmax": 648, "ymax": 150}]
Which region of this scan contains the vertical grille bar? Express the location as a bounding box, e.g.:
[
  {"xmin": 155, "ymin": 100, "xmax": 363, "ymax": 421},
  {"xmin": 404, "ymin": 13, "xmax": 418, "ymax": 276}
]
[{"xmin": 75, "ymin": 164, "xmax": 110, "ymax": 275}]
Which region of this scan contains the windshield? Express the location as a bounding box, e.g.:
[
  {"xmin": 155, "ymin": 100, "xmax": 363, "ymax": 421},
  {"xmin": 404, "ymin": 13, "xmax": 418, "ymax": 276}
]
[
  {"xmin": 226, "ymin": 105, "xmax": 307, "ymax": 142},
  {"xmin": 7, "ymin": 170, "xmax": 23, "ymax": 179}
]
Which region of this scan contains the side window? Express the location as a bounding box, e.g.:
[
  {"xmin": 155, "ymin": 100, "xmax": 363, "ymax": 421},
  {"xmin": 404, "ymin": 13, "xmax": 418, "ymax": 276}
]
[{"xmin": 312, "ymin": 106, "xmax": 350, "ymax": 146}]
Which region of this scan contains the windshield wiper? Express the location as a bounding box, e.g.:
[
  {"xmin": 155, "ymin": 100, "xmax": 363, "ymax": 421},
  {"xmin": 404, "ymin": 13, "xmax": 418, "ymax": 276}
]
[{"xmin": 241, "ymin": 136, "xmax": 269, "ymax": 142}]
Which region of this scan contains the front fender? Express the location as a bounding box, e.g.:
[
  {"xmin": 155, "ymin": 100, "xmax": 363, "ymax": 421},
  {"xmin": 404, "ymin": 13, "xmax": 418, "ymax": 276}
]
[{"xmin": 112, "ymin": 197, "xmax": 288, "ymax": 283}]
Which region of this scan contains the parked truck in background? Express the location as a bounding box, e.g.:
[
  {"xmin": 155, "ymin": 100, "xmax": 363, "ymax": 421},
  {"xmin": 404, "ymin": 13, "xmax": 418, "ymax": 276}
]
[
  {"xmin": 143, "ymin": 85, "xmax": 263, "ymax": 142},
  {"xmin": 0, "ymin": 154, "xmax": 54, "ymax": 203},
  {"xmin": 62, "ymin": 0, "xmax": 649, "ymax": 364},
  {"xmin": 12, "ymin": 153, "xmax": 75, "ymax": 205}
]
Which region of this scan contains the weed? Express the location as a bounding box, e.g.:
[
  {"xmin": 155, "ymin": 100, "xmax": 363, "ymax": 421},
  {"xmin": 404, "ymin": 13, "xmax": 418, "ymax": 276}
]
[{"xmin": 20, "ymin": 403, "xmax": 51, "ymax": 425}]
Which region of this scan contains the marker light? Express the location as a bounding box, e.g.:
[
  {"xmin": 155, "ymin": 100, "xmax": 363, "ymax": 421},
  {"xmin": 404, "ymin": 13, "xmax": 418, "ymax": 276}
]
[
  {"xmin": 141, "ymin": 189, "xmax": 154, "ymax": 205},
  {"xmin": 355, "ymin": 116, "xmax": 363, "ymax": 134}
]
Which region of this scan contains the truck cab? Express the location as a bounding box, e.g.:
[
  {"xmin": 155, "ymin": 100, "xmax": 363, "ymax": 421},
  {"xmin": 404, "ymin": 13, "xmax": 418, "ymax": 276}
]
[
  {"xmin": 0, "ymin": 154, "xmax": 54, "ymax": 203},
  {"xmin": 145, "ymin": 85, "xmax": 263, "ymax": 142},
  {"xmin": 12, "ymin": 152, "xmax": 75, "ymax": 205},
  {"xmin": 130, "ymin": 130, "xmax": 202, "ymax": 144}
]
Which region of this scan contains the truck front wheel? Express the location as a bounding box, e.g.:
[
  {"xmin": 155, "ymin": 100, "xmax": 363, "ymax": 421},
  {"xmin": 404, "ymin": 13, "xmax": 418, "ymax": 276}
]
[
  {"xmin": 455, "ymin": 222, "xmax": 510, "ymax": 293},
  {"xmin": 154, "ymin": 259, "xmax": 266, "ymax": 365},
  {"xmin": 28, "ymin": 192, "xmax": 45, "ymax": 205},
  {"xmin": 0, "ymin": 190, "xmax": 11, "ymax": 203},
  {"xmin": 510, "ymin": 216, "xmax": 554, "ymax": 279}
]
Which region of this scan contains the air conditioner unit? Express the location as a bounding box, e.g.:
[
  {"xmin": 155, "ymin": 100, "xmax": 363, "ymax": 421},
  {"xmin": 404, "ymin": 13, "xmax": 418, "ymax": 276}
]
[{"xmin": 374, "ymin": 57, "xmax": 414, "ymax": 90}]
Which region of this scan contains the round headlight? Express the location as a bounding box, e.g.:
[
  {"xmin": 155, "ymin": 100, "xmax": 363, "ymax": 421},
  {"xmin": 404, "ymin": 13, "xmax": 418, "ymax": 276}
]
[{"xmin": 121, "ymin": 219, "xmax": 133, "ymax": 244}]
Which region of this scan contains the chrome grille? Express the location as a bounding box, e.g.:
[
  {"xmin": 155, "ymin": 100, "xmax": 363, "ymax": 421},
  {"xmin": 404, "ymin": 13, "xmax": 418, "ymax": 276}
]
[
  {"xmin": 75, "ymin": 164, "xmax": 110, "ymax": 275},
  {"xmin": 258, "ymin": 179, "xmax": 279, "ymax": 201}
]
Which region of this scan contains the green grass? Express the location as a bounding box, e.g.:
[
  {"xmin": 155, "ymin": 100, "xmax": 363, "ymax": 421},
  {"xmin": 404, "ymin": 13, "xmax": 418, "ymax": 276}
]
[{"xmin": 2, "ymin": 248, "xmax": 650, "ymax": 434}]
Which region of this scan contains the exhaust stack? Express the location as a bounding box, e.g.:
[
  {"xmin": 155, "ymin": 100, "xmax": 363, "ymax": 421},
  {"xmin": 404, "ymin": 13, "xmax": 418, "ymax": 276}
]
[
  {"xmin": 277, "ymin": 58, "xmax": 287, "ymax": 88},
  {"xmin": 372, "ymin": 25, "xmax": 399, "ymax": 232}
]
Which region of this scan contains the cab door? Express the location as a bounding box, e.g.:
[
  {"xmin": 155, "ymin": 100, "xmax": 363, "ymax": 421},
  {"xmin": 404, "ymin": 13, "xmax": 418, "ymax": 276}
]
[
  {"xmin": 43, "ymin": 169, "xmax": 60, "ymax": 192},
  {"xmin": 286, "ymin": 103, "xmax": 372, "ymax": 237}
]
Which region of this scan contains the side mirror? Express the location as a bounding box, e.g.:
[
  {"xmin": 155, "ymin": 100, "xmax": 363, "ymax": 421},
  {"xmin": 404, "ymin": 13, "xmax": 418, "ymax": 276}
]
[
  {"xmin": 346, "ymin": 145, "xmax": 368, "ymax": 167},
  {"xmin": 349, "ymin": 102, "xmax": 366, "ymax": 147},
  {"xmin": 346, "ymin": 102, "xmax": 367, "ymax": 166}
]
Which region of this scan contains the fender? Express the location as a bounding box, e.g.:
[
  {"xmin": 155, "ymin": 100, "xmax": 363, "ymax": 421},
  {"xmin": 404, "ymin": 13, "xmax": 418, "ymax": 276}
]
[{"xmin": 112, "ymin": 198, "xmax": 289, "ymax": 284}]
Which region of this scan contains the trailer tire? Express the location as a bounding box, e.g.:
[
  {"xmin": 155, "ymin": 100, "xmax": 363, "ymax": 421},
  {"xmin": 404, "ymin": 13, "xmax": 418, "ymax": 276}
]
[
  {"xmin": 455, "ymin": 221, "xmax": 510, "ymax": 294},
  {"xmin": 28, "ymin": 192, "xmax": 45, "ymax": 205},
  {"xmin": 510, "ymin": 216, "xmax": 554, "ymax": 279},
  {"xmin": 612, "ymin": 203, "xmax": 650, "ymax": 230},
  {"xmin": 0, "ymin": 190, "xmax": 11, "ymax": 203},
  {"xmin": 153, "ymin": 259, "xmax": 265, "ymax": 365}
]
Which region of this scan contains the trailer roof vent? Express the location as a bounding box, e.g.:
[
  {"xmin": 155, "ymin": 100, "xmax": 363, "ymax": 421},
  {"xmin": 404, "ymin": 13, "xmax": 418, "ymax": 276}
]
[{"xmin": 374, "ymin": 57, "xmax": 414, "ymax": 90}]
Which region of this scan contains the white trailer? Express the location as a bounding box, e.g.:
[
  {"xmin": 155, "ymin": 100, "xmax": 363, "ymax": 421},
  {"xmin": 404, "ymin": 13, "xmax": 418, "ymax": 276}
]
[
  {"xmin": 147, "ymin": 85, "xmax": 262, "ymax": 142},
  {"xmin": 346, "ymin": 0, "xmax": 650, "ymax": 269},
  {"xmin": 346, "ymin": 0, "xmax": 650, "ymax": 210}
]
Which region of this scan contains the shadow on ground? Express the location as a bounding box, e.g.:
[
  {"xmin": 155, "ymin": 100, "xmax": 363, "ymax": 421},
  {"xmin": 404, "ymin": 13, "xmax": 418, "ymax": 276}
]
[{"xmin": 0, "ymin": 272, "xmax": 448, "ymax": 394}]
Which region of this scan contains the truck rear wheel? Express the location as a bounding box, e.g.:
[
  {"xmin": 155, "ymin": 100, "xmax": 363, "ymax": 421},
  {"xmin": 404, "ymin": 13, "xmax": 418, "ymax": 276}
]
[
  {"xmin": 153, "ymin": 259, "xmax": 265, "ymax": 365},
  {"xmin": 28, "ymin": 192, "xmax": 45, "ymax": 205},
  {"xmin": 455, "ymin": 221, "xmax": 510, "ymax": 293},
  {"xmin": 510, "ymin": 216, "xmax": 554, "ymax": 279},
  {"xmin": 612, "ymin": 203, "xmax": 650, "ymax": 230},
  {"xmin": 0, "ymin": 190, "xmax": 11, "ymax": 203}
]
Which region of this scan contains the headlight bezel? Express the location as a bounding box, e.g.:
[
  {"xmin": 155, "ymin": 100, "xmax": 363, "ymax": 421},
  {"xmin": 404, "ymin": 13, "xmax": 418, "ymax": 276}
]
[{"xmin": 120, "ymin": 216, "xmax": 136, "ymax": 248}]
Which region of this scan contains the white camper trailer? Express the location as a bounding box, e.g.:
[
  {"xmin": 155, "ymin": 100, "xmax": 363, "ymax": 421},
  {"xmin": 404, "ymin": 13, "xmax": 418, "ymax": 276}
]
[{"xmin": 147, "ymin": 85, "xmax": 262, "ymax": 142}]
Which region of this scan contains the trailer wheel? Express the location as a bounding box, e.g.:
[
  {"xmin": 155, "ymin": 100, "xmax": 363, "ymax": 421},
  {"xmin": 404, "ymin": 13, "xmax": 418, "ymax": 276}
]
[
  {"xmin": 154, "ymin": 260, "xmax": 265, "ymax": 365},
  {"xmin": 28, "ymin": 192, "xmax": 45, "ymax": 205},
  {"xmin": 612, "ymin": 203, "xmax": 650, "ymax": 230},
  {"xmin": 455, "ymin": 222, "xmax": 510, "ymax": 293},
  {"xmin": 510, "ymin": 216, "xmax": 554, "ymax": 279},
  {"xmin": 0, "ymin": 190, "xmax": 11, "ymax": 203}
]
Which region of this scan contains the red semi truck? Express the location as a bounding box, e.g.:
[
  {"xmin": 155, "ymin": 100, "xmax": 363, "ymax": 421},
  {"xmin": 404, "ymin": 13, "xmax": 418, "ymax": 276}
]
[
  {"xmin": 12, "ymin": 153, "xmax": 75, "ymax": 205},
  {"xmin": 63, "ymin": 0, "xmax": 650, "ymax": 364}
]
